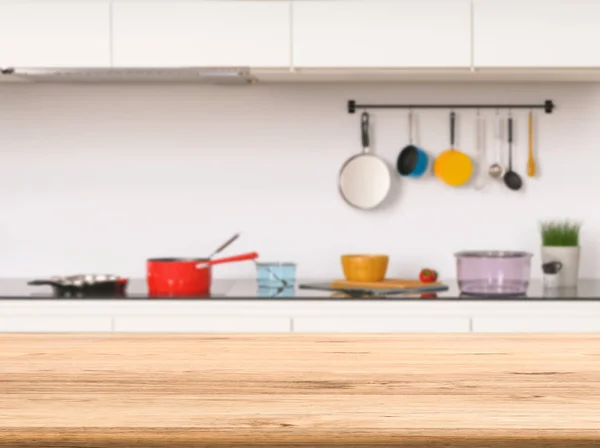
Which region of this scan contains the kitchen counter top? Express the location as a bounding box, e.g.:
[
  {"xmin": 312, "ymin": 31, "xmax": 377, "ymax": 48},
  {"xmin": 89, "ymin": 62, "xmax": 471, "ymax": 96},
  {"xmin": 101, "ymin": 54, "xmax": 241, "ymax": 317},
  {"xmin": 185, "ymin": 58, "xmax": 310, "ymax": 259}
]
[
  {"xmin": 2, "ymin": 334, "xmax": 600, "ymax": 448},
  {"xmin": 3, "ymin": 277, "xmax": 600, "ymax": 299}
]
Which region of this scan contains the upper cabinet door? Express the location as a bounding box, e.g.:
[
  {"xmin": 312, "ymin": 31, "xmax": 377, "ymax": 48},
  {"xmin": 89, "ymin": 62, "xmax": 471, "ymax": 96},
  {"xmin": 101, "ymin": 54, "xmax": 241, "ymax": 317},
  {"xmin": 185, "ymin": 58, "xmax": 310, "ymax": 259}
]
[
  {"xmin": 0, "ymin": 2, "xmax": 110, "ymax": 68},
  {"xmin": 292, "ymin": 1, "xmax": 471, "ymax": 68},
  {"xmin": 473, "ymin": 1, "xmax": 600, "ymax": 67},
  {"xmin": 113, "ymin": 1, "xmax": 291, "ymax": 67}
]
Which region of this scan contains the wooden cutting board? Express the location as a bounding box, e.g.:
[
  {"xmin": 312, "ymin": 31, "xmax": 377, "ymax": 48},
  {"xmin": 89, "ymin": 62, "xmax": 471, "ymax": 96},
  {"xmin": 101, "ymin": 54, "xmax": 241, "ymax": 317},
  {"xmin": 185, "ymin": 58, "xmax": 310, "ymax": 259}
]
[{"xmin": 332, "ymin": 278, "xmax": 445, "ymax": 290}]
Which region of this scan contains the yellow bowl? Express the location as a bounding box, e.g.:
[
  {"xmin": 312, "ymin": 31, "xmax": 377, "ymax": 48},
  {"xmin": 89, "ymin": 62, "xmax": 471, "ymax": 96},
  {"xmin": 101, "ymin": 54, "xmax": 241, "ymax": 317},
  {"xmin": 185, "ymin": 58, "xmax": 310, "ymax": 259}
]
[{"xmin": 341, "ymin": 254, "xmax": 389, "ymax": 282}]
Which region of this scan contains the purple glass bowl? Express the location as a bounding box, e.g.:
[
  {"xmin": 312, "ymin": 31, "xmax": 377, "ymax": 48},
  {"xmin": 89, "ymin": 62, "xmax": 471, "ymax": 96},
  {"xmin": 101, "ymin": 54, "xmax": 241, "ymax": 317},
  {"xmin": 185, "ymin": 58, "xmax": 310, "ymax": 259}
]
[{"xmin": 455, "ymin": 251, "xmax": 533, "ymax": 296}]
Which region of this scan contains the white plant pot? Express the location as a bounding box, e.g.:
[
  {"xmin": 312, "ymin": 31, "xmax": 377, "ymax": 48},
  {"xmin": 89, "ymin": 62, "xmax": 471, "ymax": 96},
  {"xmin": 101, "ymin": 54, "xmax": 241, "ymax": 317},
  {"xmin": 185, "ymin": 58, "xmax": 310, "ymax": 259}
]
[{"xmin": 541, "ymin": 246, "xmax": 581, "ymax": 288}]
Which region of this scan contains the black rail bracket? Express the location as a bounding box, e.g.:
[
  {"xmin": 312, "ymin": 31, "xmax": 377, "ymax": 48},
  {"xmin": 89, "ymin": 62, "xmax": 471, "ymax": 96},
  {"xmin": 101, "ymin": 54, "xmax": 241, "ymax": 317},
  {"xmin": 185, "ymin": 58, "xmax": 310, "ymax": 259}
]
[{"xmin": 347, "ymin": 100, "xmax": 356, "ymax": 114}]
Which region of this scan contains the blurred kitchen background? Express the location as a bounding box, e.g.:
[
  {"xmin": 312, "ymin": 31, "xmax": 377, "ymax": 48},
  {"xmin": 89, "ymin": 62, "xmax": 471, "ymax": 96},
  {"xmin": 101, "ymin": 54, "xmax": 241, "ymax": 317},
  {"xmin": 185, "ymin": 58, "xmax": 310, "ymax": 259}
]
[{"xmin": 0, "ymin": 81, "xmax": 594, "ymax": 279}]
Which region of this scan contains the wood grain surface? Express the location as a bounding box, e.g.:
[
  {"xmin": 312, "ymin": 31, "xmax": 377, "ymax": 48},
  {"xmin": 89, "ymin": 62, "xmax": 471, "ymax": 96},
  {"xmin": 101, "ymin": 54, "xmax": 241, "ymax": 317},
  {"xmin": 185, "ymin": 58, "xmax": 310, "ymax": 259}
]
[{"xmin": 2, "ymin": 334, "xmax": 600, "ymax": 447}]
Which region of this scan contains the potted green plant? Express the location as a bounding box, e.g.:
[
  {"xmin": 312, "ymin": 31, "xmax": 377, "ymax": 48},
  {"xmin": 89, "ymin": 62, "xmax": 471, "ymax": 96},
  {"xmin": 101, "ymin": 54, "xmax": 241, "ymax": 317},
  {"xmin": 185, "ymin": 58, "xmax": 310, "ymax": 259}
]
[{"xmin": 540, "ymin": 220, "xmax": 582, "ymax": 288}]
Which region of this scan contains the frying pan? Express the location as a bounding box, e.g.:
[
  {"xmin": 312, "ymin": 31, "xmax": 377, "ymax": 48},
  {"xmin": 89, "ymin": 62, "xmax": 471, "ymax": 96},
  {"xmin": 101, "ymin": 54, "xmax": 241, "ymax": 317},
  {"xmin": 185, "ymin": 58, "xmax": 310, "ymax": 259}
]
[
  {"xmin": 147, "ymin": 252, "xmax": 258, "ymax": 296},
  {"xmin": 397, "ymin": 110, "xmax": 429, "ymax": 177},
  {"xmin": 339, "ymin": 112, "xmax": 391, "ymax": 210},
  {"xmin": 29, "ymin": 275, "xmax": 128, "ymax": 297},
  {"xmin": 433, "ymin": 112, "xmax": 473, "ymax": 187}
]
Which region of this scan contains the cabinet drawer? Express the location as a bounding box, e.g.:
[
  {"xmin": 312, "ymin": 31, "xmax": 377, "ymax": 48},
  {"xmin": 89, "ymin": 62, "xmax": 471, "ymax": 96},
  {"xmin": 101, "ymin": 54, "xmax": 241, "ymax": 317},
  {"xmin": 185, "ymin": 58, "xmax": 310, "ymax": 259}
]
[
  {"xmin": 292, "ymin": 317, "xmax": 470, "ymax": 333},
  {"xmin": 472, "ymin": 317, "xmax": 600, "ymax": 333},
  {"xmin": 0, "ymin": 316, "xmax": 112, "ymax": 332},
  {"xmin": 114, "ymin": 316, "xmax": 291, "ymax": 332}
]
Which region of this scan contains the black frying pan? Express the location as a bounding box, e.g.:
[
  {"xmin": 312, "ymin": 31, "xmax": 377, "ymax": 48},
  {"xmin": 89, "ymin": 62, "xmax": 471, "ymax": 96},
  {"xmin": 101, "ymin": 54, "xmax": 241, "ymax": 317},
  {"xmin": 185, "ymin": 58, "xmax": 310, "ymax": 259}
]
[{"xmin": 28, "ymin": 275, "xmax": 128, "ymax": 297}]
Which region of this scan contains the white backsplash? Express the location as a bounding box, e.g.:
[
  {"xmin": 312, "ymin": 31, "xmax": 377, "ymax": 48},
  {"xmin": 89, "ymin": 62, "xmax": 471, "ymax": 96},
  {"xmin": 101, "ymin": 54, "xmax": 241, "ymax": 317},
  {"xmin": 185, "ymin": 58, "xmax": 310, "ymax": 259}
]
[{"xmin": 0, "ymin": 81, "xmax": 596, "ymax": 280}]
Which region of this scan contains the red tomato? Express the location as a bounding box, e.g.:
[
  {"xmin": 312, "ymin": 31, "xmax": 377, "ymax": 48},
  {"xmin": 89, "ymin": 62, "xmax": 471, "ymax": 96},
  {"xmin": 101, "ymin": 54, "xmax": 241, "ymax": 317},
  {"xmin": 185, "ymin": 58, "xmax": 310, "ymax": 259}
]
[{"xmin": 419, "ymin": 268, "xmax": 438, "ymax": 283}]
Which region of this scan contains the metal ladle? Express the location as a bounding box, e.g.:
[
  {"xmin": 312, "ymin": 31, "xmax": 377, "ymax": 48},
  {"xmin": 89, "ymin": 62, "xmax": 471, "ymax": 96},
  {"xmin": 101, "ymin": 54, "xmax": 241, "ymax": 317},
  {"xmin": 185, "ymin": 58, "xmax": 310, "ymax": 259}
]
[
  {"xmin": 474, "ymin": 109, "xmax": 487, "ymax": 190},
  {"xmin": 488, "ymin": 111, "xmax": 505, "ymax": 179},
  {"xmin": 503, "ymin": 115, "xmax": 523, "ymax": 191}
]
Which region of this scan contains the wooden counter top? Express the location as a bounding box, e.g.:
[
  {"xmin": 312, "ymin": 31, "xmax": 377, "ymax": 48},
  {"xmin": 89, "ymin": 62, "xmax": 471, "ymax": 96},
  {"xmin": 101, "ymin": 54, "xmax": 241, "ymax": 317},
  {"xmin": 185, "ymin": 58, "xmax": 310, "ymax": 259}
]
[{"xmin": 2, "ymin": 334, "xmax": 600, "ymax": 447}]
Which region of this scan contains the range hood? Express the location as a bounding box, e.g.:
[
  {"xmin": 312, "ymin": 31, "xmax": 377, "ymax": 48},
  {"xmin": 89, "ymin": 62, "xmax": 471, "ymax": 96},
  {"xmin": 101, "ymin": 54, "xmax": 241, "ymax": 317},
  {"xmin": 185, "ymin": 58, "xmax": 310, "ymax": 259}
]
[
  {"xmin": 4, "ymin": 66, "xmax": 600, "ymax": 84},
  {"xmin": 0, "ymin": 67, "xmax": 258, "ymax": 84}
]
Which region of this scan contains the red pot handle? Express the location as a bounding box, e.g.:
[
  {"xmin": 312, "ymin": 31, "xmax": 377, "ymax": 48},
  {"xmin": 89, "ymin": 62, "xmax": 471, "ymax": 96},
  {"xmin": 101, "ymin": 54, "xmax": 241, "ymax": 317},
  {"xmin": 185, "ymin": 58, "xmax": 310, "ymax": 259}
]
[{"xmin": 197, "ymin": 252, "xmax": 259, "ymax": 269}]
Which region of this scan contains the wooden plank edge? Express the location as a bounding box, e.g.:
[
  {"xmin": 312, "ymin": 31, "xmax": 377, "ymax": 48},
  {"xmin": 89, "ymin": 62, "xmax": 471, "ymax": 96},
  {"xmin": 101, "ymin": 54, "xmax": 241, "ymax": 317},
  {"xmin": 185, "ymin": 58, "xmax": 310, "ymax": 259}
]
[{"xmin": 2, "ymin": 428, "xmax": 600, "ymax": 448}]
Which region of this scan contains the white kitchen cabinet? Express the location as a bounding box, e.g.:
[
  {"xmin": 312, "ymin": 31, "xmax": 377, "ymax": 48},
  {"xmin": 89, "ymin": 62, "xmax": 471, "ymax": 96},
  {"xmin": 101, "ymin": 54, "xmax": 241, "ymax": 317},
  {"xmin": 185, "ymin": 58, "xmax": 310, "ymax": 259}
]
[
  {"xmin": 292, "ymin": 1, "xmax": 471, "ymax": 68},
  {"xmin": 114, "ymin": 316, "xmax": 292, "ymax": 333},
  {"xmin": 473, "ymin": 1, "xmax": 600, "ymax": 67},
  {"xmin": 0, "ymin": 2, "xmax": 110, "ymax": 68},
  {"xmin": 292, "ymin": 317, "xmax": 470, "ymax": 333},
  {"xmin": 112, "ymin": 1, "xmax": 291, "ymax": 67},
  {"xmin": 0, "ymin": 316, "xmax": 112, "ymax": 332},
  {"xmin": 472, "ymin": 317, "xmax": 600, "ymax": 333}
]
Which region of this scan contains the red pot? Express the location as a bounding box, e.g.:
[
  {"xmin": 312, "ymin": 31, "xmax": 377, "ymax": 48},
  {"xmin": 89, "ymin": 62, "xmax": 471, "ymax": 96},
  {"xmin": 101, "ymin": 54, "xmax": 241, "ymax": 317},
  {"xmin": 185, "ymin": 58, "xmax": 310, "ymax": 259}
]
[{"xmin": 147, "ymin": 252, "xmax": 258, "ymax": 297}]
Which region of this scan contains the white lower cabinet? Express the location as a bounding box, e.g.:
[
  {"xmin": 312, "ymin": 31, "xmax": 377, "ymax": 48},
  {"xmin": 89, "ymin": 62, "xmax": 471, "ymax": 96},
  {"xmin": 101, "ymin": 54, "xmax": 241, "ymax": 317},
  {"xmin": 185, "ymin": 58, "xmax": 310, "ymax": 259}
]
[
  {"xmin": 472, "ymin": 317, "xmax": 600, "ymax": 333},
  {"xmin": 113, "ymin": 316, "xmax": 291, "ymax": 333},
  {"xmin": 292, "ymin": 317, "xmax": 470, "ymax": 333},
  {"xmin": 0, "ymin": 316, "xmax": 112, "ymax": 332},
  {"xmin": 6, "ymin": 306, "xmax": 600, "ymax": 334}
]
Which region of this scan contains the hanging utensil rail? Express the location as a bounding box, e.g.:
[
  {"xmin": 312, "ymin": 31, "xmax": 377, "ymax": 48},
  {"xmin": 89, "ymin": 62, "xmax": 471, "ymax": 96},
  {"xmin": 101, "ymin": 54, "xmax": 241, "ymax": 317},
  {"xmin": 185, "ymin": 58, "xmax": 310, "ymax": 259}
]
[{"xmin": 347, "ymin": 99, "xmax": 555, "ymax": 114}]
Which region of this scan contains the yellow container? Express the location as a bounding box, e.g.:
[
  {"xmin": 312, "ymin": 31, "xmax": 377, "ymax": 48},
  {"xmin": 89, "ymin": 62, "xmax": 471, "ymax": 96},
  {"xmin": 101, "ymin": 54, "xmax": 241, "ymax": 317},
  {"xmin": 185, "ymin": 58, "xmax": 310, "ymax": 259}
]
[{"xmin": 341, "ymin": 255, "xmax": 389, "ymax": 282}]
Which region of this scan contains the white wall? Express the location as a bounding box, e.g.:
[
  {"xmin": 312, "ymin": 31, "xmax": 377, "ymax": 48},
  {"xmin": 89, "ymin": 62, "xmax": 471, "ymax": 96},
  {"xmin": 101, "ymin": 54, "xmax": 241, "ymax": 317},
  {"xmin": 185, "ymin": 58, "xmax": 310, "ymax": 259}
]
[{"xmin": 0, "ymin": 81, "xmax": 596, "ymax": 280}]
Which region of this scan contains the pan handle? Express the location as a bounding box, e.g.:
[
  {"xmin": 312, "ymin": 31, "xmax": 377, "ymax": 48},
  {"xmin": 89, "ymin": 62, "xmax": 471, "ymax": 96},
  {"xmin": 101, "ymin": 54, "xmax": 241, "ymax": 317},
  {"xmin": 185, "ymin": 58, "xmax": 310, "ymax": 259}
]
[
  {"xmin": 197, "ymin": 252, "xmax": 259, "ymax": 269},
  {"xmin": 28, "ymin": 279, "xmax": 61, "ymax": 287},
  {"xmin": 450, "ymin": 112, "xmax": 455, "ymax": 148},
  {"xmin": 361, "ymin": 112, "xmax": 370, "ymax": 153},
  {"xmin": 408, "ymin": 109, "xmax": 414, "ymax": 145},
  {"xmin": 507, "ymin": 116, "xmax": 513, "ymax": 170}
]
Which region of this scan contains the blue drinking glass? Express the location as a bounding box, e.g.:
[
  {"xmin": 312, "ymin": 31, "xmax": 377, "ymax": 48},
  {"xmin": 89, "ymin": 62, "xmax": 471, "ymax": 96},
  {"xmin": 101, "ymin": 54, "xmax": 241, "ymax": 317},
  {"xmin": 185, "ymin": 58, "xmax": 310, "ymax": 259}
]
[{"xmin": 256, "ymin": 262, "xmax": 296, "ymax": 288}]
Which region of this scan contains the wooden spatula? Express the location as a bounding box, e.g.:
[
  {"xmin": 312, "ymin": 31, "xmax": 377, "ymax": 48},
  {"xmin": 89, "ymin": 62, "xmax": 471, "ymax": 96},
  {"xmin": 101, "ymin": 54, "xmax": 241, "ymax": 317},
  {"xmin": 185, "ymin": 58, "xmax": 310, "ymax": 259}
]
[{"xmin": 527, "ymin": 111, "xmax": 536, "ymax": 177}]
